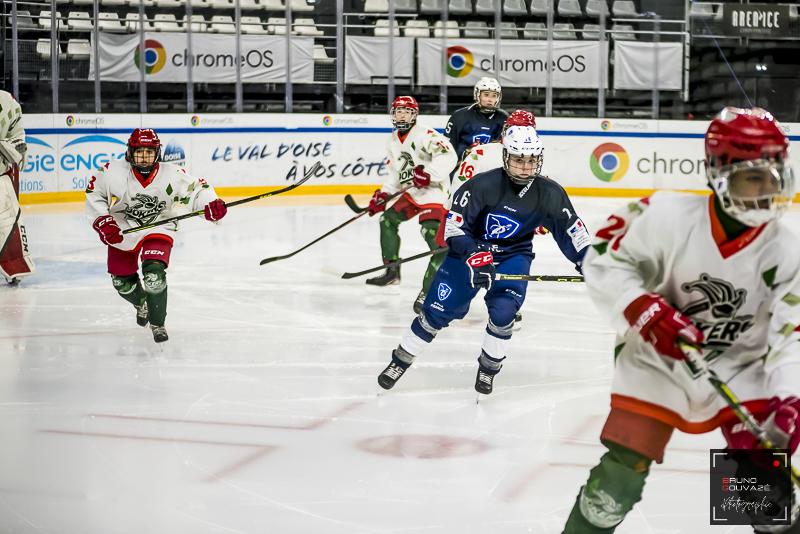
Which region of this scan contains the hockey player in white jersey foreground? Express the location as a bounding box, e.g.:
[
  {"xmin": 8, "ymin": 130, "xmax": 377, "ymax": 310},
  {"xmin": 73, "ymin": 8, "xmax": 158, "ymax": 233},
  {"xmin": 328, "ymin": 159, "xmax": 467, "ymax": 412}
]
[
  {"xmin": 365, "ymin": 96, "xmax": 458, "ymax": 313},
  {"xmin": 562, "ymin": 107, "xmax": 800, "ymax": 533},
  {"xmin": 378, "ymin": 125, "xmax": 589, "ymax": 395},
  {"xmin": 0, "ymin": 89, "xmax": 34, "ymax": 283},
  {"xmin": 85, "ymin": 128, "xmax": 227, "ymax": 343}
]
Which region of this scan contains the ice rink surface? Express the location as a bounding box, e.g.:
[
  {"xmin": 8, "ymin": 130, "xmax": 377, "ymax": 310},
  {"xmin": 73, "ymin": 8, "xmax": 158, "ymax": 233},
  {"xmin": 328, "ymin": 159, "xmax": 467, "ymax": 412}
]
[{"xmin": 3, "ymin": 194, "xmax": 798, "ymax": 534}]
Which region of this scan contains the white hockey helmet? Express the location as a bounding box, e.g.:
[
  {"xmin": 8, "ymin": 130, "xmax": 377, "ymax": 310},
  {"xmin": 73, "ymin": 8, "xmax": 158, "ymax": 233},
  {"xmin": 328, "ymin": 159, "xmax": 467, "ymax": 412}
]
[
  {"xmin": 502, "ymin": 125, "xmax": 543, "ymax": 185},
  {"xmin": 473, "ymin": 77, "xmax": 501, "ymax": 113}
]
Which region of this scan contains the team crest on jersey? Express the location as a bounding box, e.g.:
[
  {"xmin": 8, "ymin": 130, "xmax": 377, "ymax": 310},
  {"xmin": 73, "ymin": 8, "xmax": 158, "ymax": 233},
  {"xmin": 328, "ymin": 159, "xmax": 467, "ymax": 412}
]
[
  {"xmin": 471, "ymin": 133, "xmax": 492, "ymax": 145},
  {"xmin": 680, "ymin": 273, "xmax": 754, "ymax": 357},
  {"xmin": 437, "ymin": 283, "xmax": 452, "ymax": 301},
  {"xmin": 123, "ymin": 193, "xmax": 167, "ymax": 226},
  {"xmin": 484, "ymin": 213, "xmax": 521, "ymax": 240},
  {"xmin": 397, "ymin": 152, "xmax": 415, "ymax": 182}
]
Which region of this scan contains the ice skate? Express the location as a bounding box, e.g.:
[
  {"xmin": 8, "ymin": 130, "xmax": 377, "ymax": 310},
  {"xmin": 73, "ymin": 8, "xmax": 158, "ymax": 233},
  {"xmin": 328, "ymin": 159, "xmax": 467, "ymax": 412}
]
[
  {"xmin": 366, "ymin": 265, "xmax": 400, "ymax": 286},
  {"xmin": 378, "ymin": 353, "xmax": 410, "ymax": 390},
  {"xmin": 150, "ymin": 324, "xmax": 168, "ymax": 343},
  {"xmin": 474, "ymin": 366, "xmax": 497, "ymax": 395}
]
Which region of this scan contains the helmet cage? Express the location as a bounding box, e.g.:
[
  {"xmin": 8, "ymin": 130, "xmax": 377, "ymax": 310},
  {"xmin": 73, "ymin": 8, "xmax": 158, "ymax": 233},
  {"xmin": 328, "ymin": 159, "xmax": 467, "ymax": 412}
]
[
  {"xmin": 391, "ymin": 106, "xmax": 418, "ymax": 133},
  {"xmin": 126, "ymin": 128, "xmax": 161, "ymax": 174},
  {"xmin": 708, "ymin": 158, "xmax": 794, "ymax": 227}
]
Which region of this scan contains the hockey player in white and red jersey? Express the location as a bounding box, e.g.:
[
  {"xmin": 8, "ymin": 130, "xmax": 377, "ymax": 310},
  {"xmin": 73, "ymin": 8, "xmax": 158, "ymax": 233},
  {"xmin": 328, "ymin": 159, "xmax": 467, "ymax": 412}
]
[
  {"xmin": 563, "ymin": 107, "xmax": 800, "ymax": 533},
  {"xmin": 0, "ymin": 90, "xmax": 34, "ymax": 284},
  {"xmin": 451, "ymin": 109, "xmax": 536, "ymax": 198},
  {"xmin": 365, "ymin": 95, "xmax": 458, "ymax": 313},
  {"xmin": 85, "ymin": 128, "xmax": 227, "ymax": 343}
]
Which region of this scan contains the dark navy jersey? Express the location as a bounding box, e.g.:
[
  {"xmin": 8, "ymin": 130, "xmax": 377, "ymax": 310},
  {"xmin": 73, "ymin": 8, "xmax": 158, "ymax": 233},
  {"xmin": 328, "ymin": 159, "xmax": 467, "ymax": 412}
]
[
  {"xmin": 444, "ymin": 168, "xmax": 590, "ymax": 266},
  {"xmin": 445, "ymin": 105, "xmax": 508, "ymax": 161}
]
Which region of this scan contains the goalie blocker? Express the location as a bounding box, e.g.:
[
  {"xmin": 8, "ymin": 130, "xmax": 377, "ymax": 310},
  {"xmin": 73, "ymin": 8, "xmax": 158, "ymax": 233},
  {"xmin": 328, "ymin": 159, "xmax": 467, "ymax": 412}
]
[{"xmin": 0, "ymin": 164, "xmax": 34, "ymax": 283}]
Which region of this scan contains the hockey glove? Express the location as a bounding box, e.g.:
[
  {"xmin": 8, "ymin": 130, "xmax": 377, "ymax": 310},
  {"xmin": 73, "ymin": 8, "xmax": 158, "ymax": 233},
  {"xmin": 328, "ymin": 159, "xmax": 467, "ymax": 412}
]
[
  {"xmin": 623, "ymin": 293, "xmax": 704, "ymax": 361},
  {"xmin": 367, "ymin": 189, "xmax": 390, "ymax": 216},
  {"xmin": 204, "ymin": 198, "xmax": 227, "ymax": 222},
  {"xmin": 92, "ymin": 215, "xmax": 123, "ymax": 245},
  {"xmin": 466, "ymin": 250, "xmax": 495, "ymax": 290},
  {"xmin": 411, "ymin": 165, "xmax": 431, "ymax": 188},
  {"xmin": 723, "ymin": 396, "xmax": 800, "ymax": 454}
]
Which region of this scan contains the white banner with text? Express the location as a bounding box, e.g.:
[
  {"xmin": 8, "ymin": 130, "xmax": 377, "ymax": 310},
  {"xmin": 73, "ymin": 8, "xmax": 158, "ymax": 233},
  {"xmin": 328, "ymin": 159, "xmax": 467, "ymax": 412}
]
[{"xmin": 90, "ymin": 32, "xmax": 314, "ymax": 83}]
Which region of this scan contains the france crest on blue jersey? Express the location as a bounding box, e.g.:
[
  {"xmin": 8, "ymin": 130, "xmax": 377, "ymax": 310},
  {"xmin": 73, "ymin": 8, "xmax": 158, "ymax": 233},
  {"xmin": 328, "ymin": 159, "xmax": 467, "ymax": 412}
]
[
  {"xmin": 484, "ymin": 213, "xmax": 521, "ymax": 240},
  {"xmin": 437, "ymin": 283, "xmax": 452, "ymax": 301},
  {"xmin": 471, "ymin": 133, "xmax": 492, "ymax": 145}
]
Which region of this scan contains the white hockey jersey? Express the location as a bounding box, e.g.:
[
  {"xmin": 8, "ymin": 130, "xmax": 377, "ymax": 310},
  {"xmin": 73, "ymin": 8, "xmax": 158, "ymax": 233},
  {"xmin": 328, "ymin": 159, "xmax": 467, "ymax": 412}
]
[
  {"xmin": 451, "ymin": 141, "xmax": 503, "ymax": 198},
  {"xmin": 584, "ymin": 192, "xmax": 800, "ymax": 425},
  {"xmin": 383, "ymin": 123, "xmax": 457, "ymax": 207},
  {"xmin": 85, "ymin": 160, "xmax": 218, "ymax": 251},
  {"xmin": 0, "ymin": 90, "xmax": 27, "ymax": 175}
]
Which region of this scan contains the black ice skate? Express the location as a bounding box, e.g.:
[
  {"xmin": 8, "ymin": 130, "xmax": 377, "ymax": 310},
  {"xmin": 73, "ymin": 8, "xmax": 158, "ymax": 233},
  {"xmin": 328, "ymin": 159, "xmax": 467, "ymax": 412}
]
[
  {"xmin": 135, "ymin": 300, "xmax": 149, "ymax": 327},
  {"xmin": 150, "ymin": 324, "xmax": 169, "ymax": 343},
  {"xmin": 413, "ymin": 290, "xmax": 426, "ymax": 314},
  {"xmin": 366, "ymin": 265, "xmax": 400, "ymax": 286},
  {"xmin": 378, "ymin": 354, "xmax": 410, "ymax": 390},
  {"xmin": 475, "ymin": 366, "xmax": 499, "ymax": 395}
]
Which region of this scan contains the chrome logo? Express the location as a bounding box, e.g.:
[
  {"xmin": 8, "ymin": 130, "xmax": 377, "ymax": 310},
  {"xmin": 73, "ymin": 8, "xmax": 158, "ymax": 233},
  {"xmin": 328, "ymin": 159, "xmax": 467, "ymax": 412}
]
[
  {"xmin": 190, "ymin": 115, "xmax": 200, "ymax": 126},
  {"xmin": 590, "ymin": 143, "xmax": 629, "ymax": 182},
  {"xmin": 65, "ymin": 115, "xmax": 75, "ymax": 127},
  {"xmin": 446, "ymin": 46, "xmax": 474, "ymax": 78},
  {"xmin": 322, "ymin": 115, "xmax": 333, "ymax": 126},
  {"xmin": 600, "ymin": 120, "xmax": 611, "ymax": 131},
  {"xmin": 133, "ymin": 39, "xmax": 167, "ymax": 75}
]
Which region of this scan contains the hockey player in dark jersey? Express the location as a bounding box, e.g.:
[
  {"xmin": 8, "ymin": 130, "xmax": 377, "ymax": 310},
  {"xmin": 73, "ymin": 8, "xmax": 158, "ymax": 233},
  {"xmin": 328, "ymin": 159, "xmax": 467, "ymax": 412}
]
[
  {"xmin": 445, "ymin": 77, "xmax": 509, "ymax": 162},
  {"xmin": 377, "ymin": 125, "xmax": 590, "ymax": 395}
]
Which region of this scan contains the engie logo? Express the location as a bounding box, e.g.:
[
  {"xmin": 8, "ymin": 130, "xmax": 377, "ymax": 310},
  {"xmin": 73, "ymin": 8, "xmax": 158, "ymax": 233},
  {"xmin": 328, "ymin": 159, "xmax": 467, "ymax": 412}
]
[
  {"xmin": 590, "ymin": 142, "xmax": 629, "ymax": 182},
  {"xmin": 22, "ymin": 134, "xmax": 127, "ymax": 190},
  {"xmin": 133, "ymin": 39, "xmax": 167, "ymax": 75},
  {"xmin": 447, "ymin": 46, "xmax": 474, "ymax": 78},
  {"xmin": 162, "ymin": 140, "xmax": 186, "ymax": 166}
]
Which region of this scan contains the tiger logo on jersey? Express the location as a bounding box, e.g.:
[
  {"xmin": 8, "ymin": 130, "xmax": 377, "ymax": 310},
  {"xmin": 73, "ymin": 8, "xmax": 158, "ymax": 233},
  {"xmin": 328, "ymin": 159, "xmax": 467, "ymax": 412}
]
[
  {"xmin": 680, "ymin": 273, "xmax": 755, "ymax": 356},
  {"xmin": 123, "ymin": 193, "xmax": 167, "ymax": 226}
]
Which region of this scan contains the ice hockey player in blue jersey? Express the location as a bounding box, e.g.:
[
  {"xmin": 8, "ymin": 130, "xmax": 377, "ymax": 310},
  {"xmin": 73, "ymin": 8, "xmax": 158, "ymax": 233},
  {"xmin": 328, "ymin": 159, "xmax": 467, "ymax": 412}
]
[
  {"xmin": 377, "ymin": 125, "xmax": 590, "ymax": 395},
  {"xmin": 445, "ymin": 77, "xmax": 509, "ymax": 162}
]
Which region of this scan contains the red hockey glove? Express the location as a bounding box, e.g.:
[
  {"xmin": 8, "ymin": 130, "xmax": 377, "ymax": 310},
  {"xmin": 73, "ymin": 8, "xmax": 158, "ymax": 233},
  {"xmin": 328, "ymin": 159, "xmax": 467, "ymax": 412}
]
[
  {"xmin": 368, "ymin": 189, "xmax": 390, "ymax": 216},
  {"xmin": 623, "ymin": 293, "xmax": 704, "ymax": 361},
  {"xmin": 92, "ymin": 215, "xmax": 123, "ymax": 245},
  {"xmin": 466, "ymin": 250, "xmax": 495, "ymax": 290},
  {"xmin": 204, "ymin": 198, "xmax": 227, "ymax": 221},
  {"xmin": 723, "ymin": 396, "xmax": 800, "ymax": 454},
  {"xmin": 412, "ymin": 165, "xmax": 431, "ymax": 188}
]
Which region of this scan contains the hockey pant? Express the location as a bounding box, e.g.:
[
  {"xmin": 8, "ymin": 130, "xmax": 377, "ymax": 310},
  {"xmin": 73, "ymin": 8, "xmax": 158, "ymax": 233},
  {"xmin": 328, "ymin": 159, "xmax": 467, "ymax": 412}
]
[
  {"xmin": 0, "ymin": 166, "xmax": 34, "ymax": 281},
  {"xmin": 393, "ymin": 253, "xmax": 532, "ymax": 368},
  {"xmin": 378, "ymin": 194, "xmax": 447, "ymax": 294}
]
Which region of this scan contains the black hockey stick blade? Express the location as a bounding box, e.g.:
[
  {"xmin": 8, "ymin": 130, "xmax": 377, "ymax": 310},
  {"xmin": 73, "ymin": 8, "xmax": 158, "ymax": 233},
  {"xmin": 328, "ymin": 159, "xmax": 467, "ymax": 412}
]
[
  {"xmin": 495, "ymin": 273, "xmax": 584, "ymax": 282},
  {"xmin": 123, "ymin": 161, "xmax": 321, "ymax": 235},
  {"xmin": 341, "ymin": 247, "xmax": 449, "ymax": 279},
  {"xmin": 343, "ymin": 194, "xmax": 367, "ymax": 214}
]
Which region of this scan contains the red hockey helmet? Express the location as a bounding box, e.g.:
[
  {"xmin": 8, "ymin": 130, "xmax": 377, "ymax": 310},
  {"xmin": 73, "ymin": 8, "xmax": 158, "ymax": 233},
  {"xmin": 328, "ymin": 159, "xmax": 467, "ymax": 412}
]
[
  {"xmin": 705, "ymin": 107, "xmax": 793, "ymax": 226},
  {"xmin": 390, "ymin": 96, "xmax": 419, "ymax": 133},
  {"xmin": 126, "ymin": 128, "xmax": 161, "ymax": 173},
  {"xmin": 502, "ymin": 109, "xmax": 536, "ymax": 137}
]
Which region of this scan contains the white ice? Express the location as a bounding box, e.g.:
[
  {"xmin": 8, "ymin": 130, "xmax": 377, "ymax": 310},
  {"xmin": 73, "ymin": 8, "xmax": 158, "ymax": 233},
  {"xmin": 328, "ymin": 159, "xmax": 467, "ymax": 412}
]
[{"xmin": 2, "ymin": 195, "xmax": 797, "ymax": 534}]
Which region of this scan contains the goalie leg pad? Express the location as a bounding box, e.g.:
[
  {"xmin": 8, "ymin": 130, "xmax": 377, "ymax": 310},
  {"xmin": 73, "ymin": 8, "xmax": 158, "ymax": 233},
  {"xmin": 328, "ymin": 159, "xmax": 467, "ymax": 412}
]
[
  {"xmin": 563, "ymin": 441, "xmax": 652, "ymax": 533},
  {"xmin": 0, "ymin": 172, "xmax": 34, "ymax": 280},
  {"xmin": 141, "ymin": 260, "xmax": 167, "ymax": 326}
]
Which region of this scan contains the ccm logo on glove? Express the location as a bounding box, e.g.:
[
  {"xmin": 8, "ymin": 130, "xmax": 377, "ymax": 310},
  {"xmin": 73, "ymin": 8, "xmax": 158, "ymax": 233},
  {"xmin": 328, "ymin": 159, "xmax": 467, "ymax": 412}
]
[
  {"xmin": 92, "ymin": 215, "xmax": 123, "ymax": 245},
  {"xmin": 624, "ymin": 293, "xmax": 704, "ymax": 361}
]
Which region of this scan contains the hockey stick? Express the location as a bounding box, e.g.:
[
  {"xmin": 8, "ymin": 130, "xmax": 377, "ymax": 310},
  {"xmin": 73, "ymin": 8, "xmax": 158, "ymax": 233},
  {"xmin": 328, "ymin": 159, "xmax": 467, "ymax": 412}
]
[
  {"xmin": 122, "ymin": 161, "xmax": 322, "ymax": 235},
  {"xmin": 342, "ymin": 247, "xmax": 584, "ymax": 282},
  {"xmin": 341, "ymin": 247, "xmax": 449, "ymax": 279},
  {"xmin": 343, "ymin": 194, "xmax": 367, "ymax": 214},
  {"xmin": 679, "ymin": 342, "xmax": 800, "ymax": 488},
  {"xmin": 259, "ymin": 184, "xmax": 413, "ymax": 266},
  {"xmin": 496, "ymin": 274, "xmax": 584, "ymax": 282}
]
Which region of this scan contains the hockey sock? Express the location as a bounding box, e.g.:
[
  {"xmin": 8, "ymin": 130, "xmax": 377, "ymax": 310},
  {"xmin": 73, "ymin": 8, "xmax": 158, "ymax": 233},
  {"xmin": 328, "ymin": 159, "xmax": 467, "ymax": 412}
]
[
  {"xmin": 111, "ymin": 274, "xmax": 145, "ymax": 307},
  {"xmin": 562, "ymin": 441, "xmax": 651, "ymax": 533},
  {"xmin": 379, "ymin": 208, "xmax": 407, "ymax": 262},
  {"xmin": 141, "ymin": 260, "xmax": 167, "ymax": 327},
  {"xmin": 420, "ymin": 219, "xmax": 446, "ymax": 293}
]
